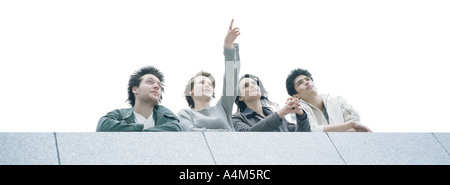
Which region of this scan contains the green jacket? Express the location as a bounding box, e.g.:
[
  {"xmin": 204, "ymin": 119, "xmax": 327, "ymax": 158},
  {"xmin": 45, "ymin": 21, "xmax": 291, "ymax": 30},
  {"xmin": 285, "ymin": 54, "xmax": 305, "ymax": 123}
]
[{"xmin": 96, "ymin": 105, "xmax": 181, "ymax": 132}]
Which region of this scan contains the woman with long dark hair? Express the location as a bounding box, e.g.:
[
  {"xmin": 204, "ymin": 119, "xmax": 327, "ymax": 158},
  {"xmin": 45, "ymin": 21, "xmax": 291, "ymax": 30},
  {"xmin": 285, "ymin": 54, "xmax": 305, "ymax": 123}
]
[{"xmin": 232, "ymin": 74, "xmax": 310, "ymax": 132}]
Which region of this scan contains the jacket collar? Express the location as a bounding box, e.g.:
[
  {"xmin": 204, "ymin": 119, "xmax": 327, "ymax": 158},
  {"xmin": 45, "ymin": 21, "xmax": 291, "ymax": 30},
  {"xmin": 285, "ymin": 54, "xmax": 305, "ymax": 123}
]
[
  {"xmin": 123, "ymin": 105, "xmax": 161, "ymax": 120},
  {"xmin": 300, "ymin": 94, "xmax": 330, "ymax": 110},
  {"xmin": 242, "ymin": 106, "xmax": 273, "ymax": 118}
]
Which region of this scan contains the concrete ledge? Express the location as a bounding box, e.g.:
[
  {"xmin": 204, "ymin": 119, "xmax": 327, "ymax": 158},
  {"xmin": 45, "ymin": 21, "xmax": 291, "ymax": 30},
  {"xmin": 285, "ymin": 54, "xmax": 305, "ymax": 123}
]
[
  {"xmin": 1, "ymin": 132, "xmax": 449, "ymax": 165},
  {"xmin": 0, "ymin": 133, "xmax": 59, "ymax": 165},
  {"xmin": 434, "ymin": 133, "xmax": 450, "ymax": 154},
  {"xmin": 204, "ymin": 132, "xmax": 344, "ymax": 165},
  {"xmin": 56, "ymin": 132, "xmax": 214, "ymax": 165},
  {"xmin": 328, "ymin": 133, "xmax": 450, "ymax": 165}
]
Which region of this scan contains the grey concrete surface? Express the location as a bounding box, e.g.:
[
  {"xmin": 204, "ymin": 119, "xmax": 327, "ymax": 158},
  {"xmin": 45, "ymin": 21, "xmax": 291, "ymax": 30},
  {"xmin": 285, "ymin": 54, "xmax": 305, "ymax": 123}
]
[
  {"xmin": 1, "ymin": 132, "xmax": 449, "ymax": 165},
  {"xmin": 328, "ymin": 132, "xmax": 450, "ymax": 165},
  {"xmin": 204, "ymin": 132, "xmax": 345, "ymax": 165},
  {"xmin": 56, "ymin": 132, "xmax": 214, "ymax": 165},
  {"xmin": 433, "ymin": 133, "xmax": 450, "ymax": 155},
  {"xmin": 0, "ymin": 133, "xmax": 59, "ymax": 165}
]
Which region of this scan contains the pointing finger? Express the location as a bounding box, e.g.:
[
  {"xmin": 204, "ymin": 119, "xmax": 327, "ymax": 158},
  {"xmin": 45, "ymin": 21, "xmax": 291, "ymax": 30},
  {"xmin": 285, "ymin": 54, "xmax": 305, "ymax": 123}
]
[{"xmin": 229, "ymin": 19, "xmax": 234, "ymax": 30}]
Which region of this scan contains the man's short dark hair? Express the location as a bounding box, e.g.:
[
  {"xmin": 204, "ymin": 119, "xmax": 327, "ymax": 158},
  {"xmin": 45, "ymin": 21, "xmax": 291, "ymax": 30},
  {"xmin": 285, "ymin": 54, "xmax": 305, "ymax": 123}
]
[
  {"xmin": 285, "ymin": 68, "xmax": 313, "ymax": 96},
  {"xmin": 127, "ymin": 66, "xmax": 165, "ymax": 106}
]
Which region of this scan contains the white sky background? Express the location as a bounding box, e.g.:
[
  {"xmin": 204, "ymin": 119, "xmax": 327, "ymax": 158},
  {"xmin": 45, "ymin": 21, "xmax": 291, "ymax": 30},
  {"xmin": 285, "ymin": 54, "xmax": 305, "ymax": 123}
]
[{"xmin": 1, "ymin": 0, "xmax": 449, "ymax": 132}]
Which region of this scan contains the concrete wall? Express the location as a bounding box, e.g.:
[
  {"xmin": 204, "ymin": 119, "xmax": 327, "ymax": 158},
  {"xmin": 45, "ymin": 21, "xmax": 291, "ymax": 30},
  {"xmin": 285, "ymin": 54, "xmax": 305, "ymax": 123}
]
[{"xmin": 1, "ymin": 132, "xmax": 449, "ymax": 165}]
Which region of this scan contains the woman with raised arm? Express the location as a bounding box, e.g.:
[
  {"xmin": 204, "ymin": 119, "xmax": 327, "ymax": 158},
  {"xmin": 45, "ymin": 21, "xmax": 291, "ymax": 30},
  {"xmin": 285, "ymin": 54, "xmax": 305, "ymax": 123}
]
[{"xmin": 177, "ymin": 19, "xmax": 240, "ymax": 131}]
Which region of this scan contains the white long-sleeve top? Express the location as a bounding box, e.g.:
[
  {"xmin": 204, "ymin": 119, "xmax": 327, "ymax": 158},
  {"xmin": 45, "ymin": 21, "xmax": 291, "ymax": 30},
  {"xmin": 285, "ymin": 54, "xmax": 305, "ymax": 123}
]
[{"xmin": 301, "ymin": 94, "xmax": 361, "ymax": 132}]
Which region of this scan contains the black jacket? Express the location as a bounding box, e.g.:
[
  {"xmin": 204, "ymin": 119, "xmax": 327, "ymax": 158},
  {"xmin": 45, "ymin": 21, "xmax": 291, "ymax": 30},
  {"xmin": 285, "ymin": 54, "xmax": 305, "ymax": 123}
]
[{"xmin": 232, "ymin": 107, "xmax": 311, "ymax": 132}]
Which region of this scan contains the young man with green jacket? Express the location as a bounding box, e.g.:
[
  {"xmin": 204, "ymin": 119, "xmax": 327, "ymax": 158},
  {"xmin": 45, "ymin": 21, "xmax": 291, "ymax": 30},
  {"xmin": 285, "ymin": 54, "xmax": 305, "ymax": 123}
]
[{"xmin": 97, "ymin": 66, "xmax": 181, "ymax": 132}]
